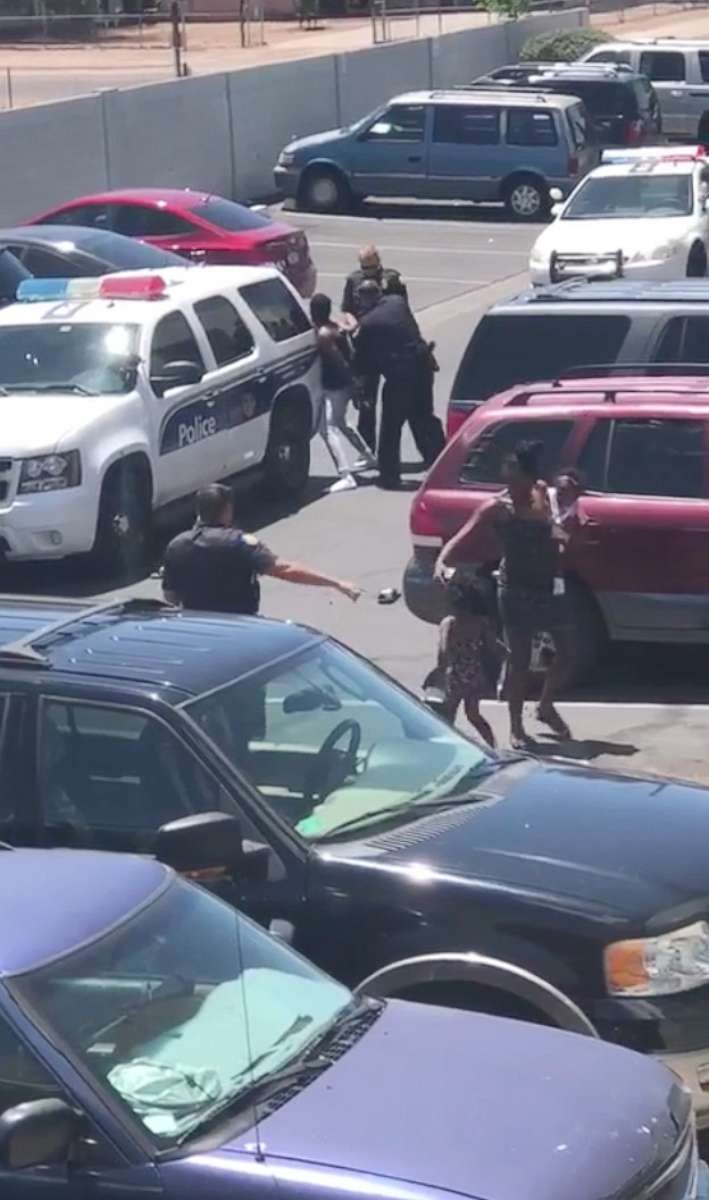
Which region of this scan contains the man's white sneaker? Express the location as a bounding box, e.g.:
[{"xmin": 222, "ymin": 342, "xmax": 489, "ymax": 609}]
[{"xmin": 329, "ymin": 474, "xmax": 358, "ymax": 494}]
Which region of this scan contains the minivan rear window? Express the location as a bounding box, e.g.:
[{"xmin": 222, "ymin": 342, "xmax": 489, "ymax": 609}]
[
  {"xmin": 452, "ymin": 313, "xmax": 631, "ymax": 402},
  {"xmin": 546, "ymin": 80, "xmax": 637, "ymax": 118}
]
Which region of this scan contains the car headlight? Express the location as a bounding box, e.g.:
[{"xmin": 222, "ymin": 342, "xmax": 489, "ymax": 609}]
[
  {"xmin": 19, "ymin": 451, "xmax": 81, "ymax": 495},
  {"xmin": 628, "ymin": 243, "xmax": 675, "ymax": 263},
  {"xmin": 605, "ymin": 921, "xmax": 709, "ymax": 996},
  {"xmin": 278, "ymin": 151, "xmax": 295, "ymax": 168}
]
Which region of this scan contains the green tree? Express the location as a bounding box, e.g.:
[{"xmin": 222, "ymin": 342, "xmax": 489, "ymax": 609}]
[
  {"xmin": 484, "ymin": 0, "xmax": 530, "ymax": 18},
  {"xmin": 519, "ymin": 27, "xmax": 610, "ymax": 61}
]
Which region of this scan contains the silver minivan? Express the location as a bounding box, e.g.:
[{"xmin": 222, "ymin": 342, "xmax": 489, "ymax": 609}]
[
  {"xmin": 274, "ymin": 89, "xmax": 597, "ymax": 220},
  {"xmin": 581, "ymin": 39, "xmax": 709, "ymax": 141}
]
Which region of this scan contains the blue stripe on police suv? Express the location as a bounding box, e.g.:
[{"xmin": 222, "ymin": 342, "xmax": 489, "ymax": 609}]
[{"xmin": 158, "ymin": 351, "xmax": 318, "ymax": 456}]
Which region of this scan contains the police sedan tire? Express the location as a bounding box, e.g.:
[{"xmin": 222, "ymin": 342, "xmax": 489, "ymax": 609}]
[
  {"xmin": 504, "ymin": 177, "xmax": 548, "ymax": 222},
  {"xmin": 263, "ymin": 410, "xmax": 311, "ymax": 497},
  {"xmin": 299, "ymin": 168, "xmax": 351, "ymax": 214},
  {"xmin": 91, "ymin": 466, "xmax": 151, "ymax": 578}
]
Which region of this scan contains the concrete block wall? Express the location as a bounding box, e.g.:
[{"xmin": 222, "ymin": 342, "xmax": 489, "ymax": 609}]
[{"xmin": 0, "ymin": 7, "xmax": 586, "ymax": 223}]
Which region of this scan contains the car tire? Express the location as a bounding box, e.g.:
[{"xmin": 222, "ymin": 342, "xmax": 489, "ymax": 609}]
[
  {"xmin": 503, "ymin": 176, "xmax": 548, "ymax": 222},
  {"xmin": 687, "ymin": 242, "xmax": 707, "ymax": 278},
  {"xmin": 90, "ymin": 463, "xmax": 151, "ymax": 579},
  {"xmin": 299, "ymin": 168, "xmax": 351, "ymax": 214},
  {"xmin": 263, "ymin": 406, "xmax": 311, "ymax": 497}
]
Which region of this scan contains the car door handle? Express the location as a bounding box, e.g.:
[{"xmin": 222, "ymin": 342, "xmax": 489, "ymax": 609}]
[{"xmin": 408, "ymin": 155, "xmax": 422, "ymax": 163}]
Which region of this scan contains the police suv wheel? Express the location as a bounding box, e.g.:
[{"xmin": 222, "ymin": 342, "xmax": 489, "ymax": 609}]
[
  {"xmin": 91, "ymin": 467, "xmax": 151, "ymax": 578},
  {"xmin": 504, "ymin": 178, "xmax": 547, "ymax": 222},
  {"xmin": 264, "ymin": 411, "xmax": 310, "ymax": 497},
  {"xmin": 300, "ymin": 169, "xmax": 350, "ymax": 214}
]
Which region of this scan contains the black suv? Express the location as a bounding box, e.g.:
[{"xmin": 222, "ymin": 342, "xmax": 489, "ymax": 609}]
[
  {"xmin": 4, "ymin": 594, "xmax": 709, "ymax": 1126},
  {"xmin": 471, "ymin": 62, "xmax": 661, "ymax": 147},
  {"xmin": 448, "ymin": 278, "xmax": 709, "ymax": 434}
]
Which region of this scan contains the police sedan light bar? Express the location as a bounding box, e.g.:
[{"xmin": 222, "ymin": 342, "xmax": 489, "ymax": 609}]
[
  {"xmin": 601, "ymin": 146, "xmax": 707, "ymax": 165},
  {"xmin": 17, "ymin": 274, "xmax": 168, "ymax": 303}
]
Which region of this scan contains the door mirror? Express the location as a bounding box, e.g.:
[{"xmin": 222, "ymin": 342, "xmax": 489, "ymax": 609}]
[
  {"xmin": 549, "ymin": 187, "xmax": 563, "ymax": 203},
  {"xmin": 156, "ymin": 811, "xmax": 243, "ymax": 874},
  {"xmin": 151, "ymin": 359, "xmax": 203, "ymax": 397},
  {"xmin": 0, "ymin": 1098, "xmax": 81, "ymax": 1170},
  {"xmin": 551, "ymin": 202, "xmax": 563, "ymax": 217}
]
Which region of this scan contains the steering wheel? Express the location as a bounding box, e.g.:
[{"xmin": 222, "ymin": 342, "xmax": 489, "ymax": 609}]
[{"xmin": 304, "ymin": 719, "xmax": 362, "ymax": 806}]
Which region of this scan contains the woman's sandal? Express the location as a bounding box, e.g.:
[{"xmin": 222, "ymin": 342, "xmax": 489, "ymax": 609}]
[
  {"xmin": 510, "ymin": 730, "xmax": 535, "ymax": 751},
  {"xmin": 536, "ymin": 706, "xmax": 571, "ymax": 740}
]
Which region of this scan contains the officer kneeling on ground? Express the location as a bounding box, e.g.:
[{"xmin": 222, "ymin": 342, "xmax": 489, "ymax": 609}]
[{"xmin": 163, "ymin": 484, "xmax": 360, "ymax": 614}]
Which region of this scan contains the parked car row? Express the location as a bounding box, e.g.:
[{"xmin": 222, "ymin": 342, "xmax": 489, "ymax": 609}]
[
  {"xmin": 2, "ymin": 593, "xmax": 709, "ymax": 1153},
  {"xmin": 0, "ymin": 842, "xmax": 705, "ymax": 1197}
]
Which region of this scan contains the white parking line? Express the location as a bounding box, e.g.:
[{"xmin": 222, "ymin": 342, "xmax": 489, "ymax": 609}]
[
  {"xmin": 316, "ymin": 270, "xmax": 487, "ymax": 285},
  {"xmin": 310, "ymin": 239, "xmax": 526, "ymax": 258}
]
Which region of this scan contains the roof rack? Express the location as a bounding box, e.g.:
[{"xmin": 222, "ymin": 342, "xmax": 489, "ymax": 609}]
[
  {"xmin": 0, "ymin": 596, "xmax": 174, "ymax": 668},
  {"xmin": 558, "ymin": 363, "xmax": 709, "ymax": 379}
]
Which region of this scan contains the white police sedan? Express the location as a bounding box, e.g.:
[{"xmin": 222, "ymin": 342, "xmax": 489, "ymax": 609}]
[
  {"xmin": 529, "ymin": 147, "xmax": 709, "ymax": 284},
  {"xmin": 0, "ymin": 267, "xmax": 320, "ymax": 569}
]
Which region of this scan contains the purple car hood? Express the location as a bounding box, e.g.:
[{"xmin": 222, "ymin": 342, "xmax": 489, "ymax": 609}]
[{"xmin": 220, "ymin": 1000, "xmax": 681, "ymax": 1200}]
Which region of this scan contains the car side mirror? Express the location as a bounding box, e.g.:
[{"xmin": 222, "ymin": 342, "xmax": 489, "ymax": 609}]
[
  {"xmin": 549, "ymin": 187, "xmax": 563, "ymax": 203},
  {"xmin": 156, "ymin": 811, "xmax": 243, "ymax": 875},
  {"xmin": 551, "ymin": 203, "xmax": 563, "ymax": 217},
  {"xmin": 0, "ymin": 1099, "xmax": 81, "ymax": 1170},
  {"xmin": 151, "ymin": 359, "xmax": 203, "ymax": 397}
]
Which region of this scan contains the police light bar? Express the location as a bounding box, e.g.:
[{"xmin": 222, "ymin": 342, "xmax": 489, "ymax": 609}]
[
  {"xmin": 601, "ymin": 146, "xmax": 708, "ymax": 165},
  {"xmin": 16, "ymin": 274, "xmax": 168, "ymax": 303}
]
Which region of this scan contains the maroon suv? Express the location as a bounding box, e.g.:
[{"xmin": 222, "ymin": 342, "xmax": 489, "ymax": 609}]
[{"xmin": 406, "ymin": 373, "xmax": 709, "ymax": 671}]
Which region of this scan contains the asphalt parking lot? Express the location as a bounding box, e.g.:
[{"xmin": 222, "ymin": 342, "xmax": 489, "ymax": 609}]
[{"xmin": 4, "ymin": 199, "xmax": 709, "ymax": 784}]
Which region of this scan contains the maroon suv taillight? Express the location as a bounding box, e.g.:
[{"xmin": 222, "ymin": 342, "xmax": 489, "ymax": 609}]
[
  {"xmin": 626, "ymin": 119, "xmax": 644, "ymax": 146},
  {"xmin": 410, "ymin": 492, "xmax": 444, "ymax": 542}
]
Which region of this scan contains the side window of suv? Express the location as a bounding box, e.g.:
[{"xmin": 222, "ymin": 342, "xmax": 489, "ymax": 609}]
[
  {"xmin": 362, "ymin": 104, "xmax": 426, "ymax": 143},
  {"xmin": 654, "ymin": 316, "xmax": 709, "ymax": 364},
  {"xmin": 639, "ymin": 51, "xmax": 685, "ymax": 82},
  {"xmin": 433, "ymin": 105, "xmax": 500, "ymax": 145},
  {"xmin": 239, "ymin": 278, "xmax": 310, "ymax": 343},
  {"xmin": 194, "ymin": 295, "xmax": 255, "ymax": 366},
  {"xmin": 38, "ymin": 700, "xmax": 231, "ymax": 853},
  {"xmin": 700, "ymin": 51, "xmax": 709, "ymax": 83},
  {"xmin": 586, "ymin": 49, "xmax": 631, "ymax": 64},
  {"xmin": 149, "ymin": 311, "xmax": 205, "ymax": 389},
  {"xmin": 506, "ymin": 109, "xmax": 558, "ymax": 147},
  {"xmin": 588, "ymin": 419, "xmax": 705, "ymax": 498},
  {"xmin": 460, "ymin": 419, "xmax": 574, "ymax": 485},
  {"xmin": 0, "ymin": 1017, "xmax": 63, "ymax": 1116}
]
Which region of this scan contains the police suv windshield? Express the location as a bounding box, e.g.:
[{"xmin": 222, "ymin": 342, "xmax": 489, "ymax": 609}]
[
  {"xmin": 563, "ymin": 174, "xmax": 693, "ymax": 220},
  {"xmin": 14, "ymin": 879, "xmax": 352, "ymax": 1148},
  {"xmin": 187, "ymin": 641, "xmax": 493, "ymax": 842},
  {"xmin": 0, "ymin": 322, "xmax": 139, "ymax": 395}
]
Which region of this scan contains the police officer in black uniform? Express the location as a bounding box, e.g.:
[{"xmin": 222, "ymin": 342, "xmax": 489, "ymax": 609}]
[
  {"xmin": 163, "ymin": 484, "xmax": 360, "ymax": 614},
  {"xmin": 342, "ymin": 245, "xmax": 409, "ymax": 455},
  {"xmin": 353, "ymin": 282, "xmax": 445, "ymax": 490}
]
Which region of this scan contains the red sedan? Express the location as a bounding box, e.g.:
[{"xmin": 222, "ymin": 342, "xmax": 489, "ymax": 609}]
[{"xmin": 29, "ymin": 188, "xmax": 317, "ymax": 297}]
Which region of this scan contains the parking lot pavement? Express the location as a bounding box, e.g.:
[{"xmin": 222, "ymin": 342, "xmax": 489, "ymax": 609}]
[{"xmin": 4, "ymin": 202, "xmax": 709, "ymax": 784}]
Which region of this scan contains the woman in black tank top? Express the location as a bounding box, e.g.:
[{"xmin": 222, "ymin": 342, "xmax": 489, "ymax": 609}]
[{"xmin": 435, "ymin": 442, "xmax": 576, "ymax": 750}]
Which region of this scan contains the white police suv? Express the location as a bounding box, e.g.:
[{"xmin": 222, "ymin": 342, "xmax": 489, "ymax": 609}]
[
  {"xmin": 0, "ymin": 266, "xmax": 320, "ymax": 568},
  {"xmin": 529, "ymin": 146, "xmax": 709, "ymax": 285}
]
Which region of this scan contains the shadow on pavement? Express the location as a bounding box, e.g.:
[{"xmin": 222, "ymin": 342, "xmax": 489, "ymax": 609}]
[
  {"xmin": 534, "ymin": 733, "xmax": 639, "ymax": 763},
  {"xmin": 0, "ymin": 473, "xmax": 334, "ymax": 601},
  {"xmin": 282, "ymin": 198, "xmax": 548, "ymax": 226}
]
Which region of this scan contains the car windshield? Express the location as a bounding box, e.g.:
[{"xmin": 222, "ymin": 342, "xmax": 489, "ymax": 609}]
[
  {"xmin": 0, "ymin": 322, "xmax": 139, "ymax": 394},
  {"xmin": 190, "ymin": 198, "xmax": 273, "ymax": 232},
  {"xmin": 186, "ymin": 641, "xmax": 493, "ymax": 843},
  {"xmin": 563, "ymin": 174, "xmax": 693, "ymax": 219},
  {"xmin": 13, "ymin": 879, "xmax": 352, "ymax": 1148}
]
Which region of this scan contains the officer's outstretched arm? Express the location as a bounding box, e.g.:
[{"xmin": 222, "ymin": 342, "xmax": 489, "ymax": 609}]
[{"xmin": 265, "ymin": 558, "xmax": 360, "ymax": 601}]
